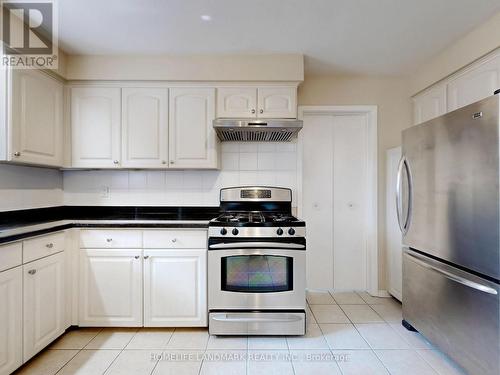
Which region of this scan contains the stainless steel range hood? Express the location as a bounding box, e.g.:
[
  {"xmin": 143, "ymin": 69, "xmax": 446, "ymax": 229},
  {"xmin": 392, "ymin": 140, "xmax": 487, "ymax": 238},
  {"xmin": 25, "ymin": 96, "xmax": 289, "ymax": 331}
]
[{"xmin": 213, "ymin": 119, "xmax": 303, "ymax": 142}]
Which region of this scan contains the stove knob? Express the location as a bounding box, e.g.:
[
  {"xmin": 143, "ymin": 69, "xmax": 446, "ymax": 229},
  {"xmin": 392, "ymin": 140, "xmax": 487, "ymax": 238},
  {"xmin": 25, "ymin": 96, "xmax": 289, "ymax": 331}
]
[
  {"xmin": 232, "ymin": 228, "xmax": 239, "ymax": 236},
  {"xmin": 288, "ymin": 228, "xmax": 296, "ymax": 235},
  {"xmin": 220, "ymin": 228, "xmax": 227, "ymax": 235},
  {"xmin": 276, "ymin": 228, "xmax": 284, "ymax": 236}
]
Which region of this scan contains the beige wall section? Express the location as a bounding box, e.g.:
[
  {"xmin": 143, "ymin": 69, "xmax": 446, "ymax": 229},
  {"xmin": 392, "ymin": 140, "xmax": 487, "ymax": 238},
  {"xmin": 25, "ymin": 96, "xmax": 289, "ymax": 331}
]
[
  {"xmin": 65, "ymin": 54, "xmax": 304, "ymax": 82},
  {"xmin": 298, "ymin": 74, "xmax": 412, "ymax": 290},
  {"xmin": 411, "ymin": 11, "xmax": 500, "ymax": 95}
]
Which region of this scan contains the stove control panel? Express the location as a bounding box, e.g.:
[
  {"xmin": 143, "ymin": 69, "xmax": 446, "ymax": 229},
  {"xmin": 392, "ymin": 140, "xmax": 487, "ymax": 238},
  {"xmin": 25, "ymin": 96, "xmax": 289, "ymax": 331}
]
[{"xmin": 209, "ymin": 226, "xmax": 306, "ymax": 238}]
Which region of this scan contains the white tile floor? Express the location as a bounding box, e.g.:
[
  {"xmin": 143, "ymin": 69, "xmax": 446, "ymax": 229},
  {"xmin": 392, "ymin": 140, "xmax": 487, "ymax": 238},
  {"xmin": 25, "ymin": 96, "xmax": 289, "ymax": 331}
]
[{"xmin": 14, "ymin": 291, "xmax": 468, "ymax": 375}]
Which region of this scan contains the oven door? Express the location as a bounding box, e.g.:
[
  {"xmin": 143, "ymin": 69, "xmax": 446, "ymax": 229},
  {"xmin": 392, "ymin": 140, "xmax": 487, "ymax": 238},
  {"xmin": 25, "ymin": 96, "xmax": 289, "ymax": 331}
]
[{"xmin": 208, "ymin": 245, "xmax": 306, "ymax": 310}]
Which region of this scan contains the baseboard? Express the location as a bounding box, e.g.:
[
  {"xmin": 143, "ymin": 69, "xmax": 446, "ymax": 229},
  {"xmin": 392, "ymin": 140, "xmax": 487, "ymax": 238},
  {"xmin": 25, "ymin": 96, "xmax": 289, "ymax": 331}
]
[{"xmin": 374, "ymin": 290, "xmax": 391, "ymax": 298}]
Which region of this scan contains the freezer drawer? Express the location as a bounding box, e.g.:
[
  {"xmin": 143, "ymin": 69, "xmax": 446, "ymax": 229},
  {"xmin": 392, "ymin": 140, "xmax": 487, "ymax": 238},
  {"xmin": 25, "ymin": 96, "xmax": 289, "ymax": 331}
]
[{"xmin": 403, "ymin": 249, "xmax": 499, "ymax": 375}]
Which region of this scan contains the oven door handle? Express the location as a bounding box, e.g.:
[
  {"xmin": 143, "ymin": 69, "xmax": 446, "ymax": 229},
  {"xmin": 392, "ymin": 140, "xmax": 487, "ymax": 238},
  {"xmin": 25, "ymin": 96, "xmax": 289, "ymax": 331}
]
[
  {"xmin": 211, "ymin": 313, "xmax": 303, "ymax": 323},
  {"xmin": 209, "ymin": 242, "xmax": 305, "ymax": 250}
]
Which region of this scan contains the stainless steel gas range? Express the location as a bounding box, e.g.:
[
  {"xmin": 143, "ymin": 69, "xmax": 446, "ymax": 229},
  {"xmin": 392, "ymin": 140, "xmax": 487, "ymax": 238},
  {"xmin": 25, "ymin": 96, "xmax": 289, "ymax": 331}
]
[{"xmin": 208, "ymin": 186, "xmax": 306, "ymax": 335}]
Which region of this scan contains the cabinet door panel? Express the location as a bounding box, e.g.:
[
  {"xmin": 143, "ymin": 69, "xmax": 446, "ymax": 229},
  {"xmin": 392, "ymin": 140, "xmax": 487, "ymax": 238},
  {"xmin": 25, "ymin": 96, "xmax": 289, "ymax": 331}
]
[
  {"xmin": 412, "ymin": 85, "xmax": 447, "ymax": 125},
  {"xmin": 447, "ymin": 53, "xmax": 500, "ymax": 112},
  {"xmin": 10, "ymin": 70, "xmax": 63, "ymax": 166},
  {"xmin": 71, "ymin": 87, "xmax": 121, "ymax": 168},
  {"xmin": 23, "ymin": 252, "xmax": 65, "ymax": 362},
  {"xmin": 0, "ymin": 267, "xmax": 22, "ymax": 375},
  {"xmin": 169, "ymin": 88, "xmax": 217, "ymax": 168},
  {"xmin": 257, "ymin": 87, "xmax": 297, "ymax": 118},
  {"xmin": 79, "ymin": 249, "xmax": 142, "ymax": 327},
  {"xmin": 122, "ymin": 88, "xmax": 168, "ymax": 168},
  {"xmin": 217, "ymin": 87, "xmax": 257, "ymax": 118},
  {"xmin": 144, "ymin": 249, "xmax": 207, "ymax": 327}
]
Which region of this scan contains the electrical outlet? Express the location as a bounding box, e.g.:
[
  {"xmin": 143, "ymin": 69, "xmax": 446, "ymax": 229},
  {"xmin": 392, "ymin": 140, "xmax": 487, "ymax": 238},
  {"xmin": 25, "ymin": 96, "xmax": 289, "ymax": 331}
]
[{"xmin": 100, "ymin": 185, "xmax": 110, "ymax": 199}]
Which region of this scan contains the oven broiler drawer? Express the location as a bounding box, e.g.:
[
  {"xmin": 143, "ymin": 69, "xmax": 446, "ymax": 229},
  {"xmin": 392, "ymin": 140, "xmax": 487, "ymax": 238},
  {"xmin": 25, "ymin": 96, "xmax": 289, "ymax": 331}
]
[{"xmin": 209, "ymin": 311, "xmax": 305, "ymax": 335}]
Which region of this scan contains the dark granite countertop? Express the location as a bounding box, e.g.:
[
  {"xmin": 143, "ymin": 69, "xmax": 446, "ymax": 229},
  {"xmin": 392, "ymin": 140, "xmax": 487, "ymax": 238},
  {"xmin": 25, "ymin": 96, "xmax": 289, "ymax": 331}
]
[{"xmin": 0, "ymin": 206, "xmax": 220, "ymax": 244}]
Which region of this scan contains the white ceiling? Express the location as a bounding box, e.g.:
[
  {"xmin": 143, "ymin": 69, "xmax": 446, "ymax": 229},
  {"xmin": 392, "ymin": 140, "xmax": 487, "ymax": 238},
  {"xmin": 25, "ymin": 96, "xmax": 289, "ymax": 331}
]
[{"xmin": 58, "ymin": 0, "xmax": 500, "ymax": 76}]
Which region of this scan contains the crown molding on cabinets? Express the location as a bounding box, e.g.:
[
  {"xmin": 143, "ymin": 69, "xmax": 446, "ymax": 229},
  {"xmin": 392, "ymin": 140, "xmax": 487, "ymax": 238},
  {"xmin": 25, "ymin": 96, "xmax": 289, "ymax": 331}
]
[{"xmin": 66, "ymin": 80, "xmax": 301, "ymax": 88}]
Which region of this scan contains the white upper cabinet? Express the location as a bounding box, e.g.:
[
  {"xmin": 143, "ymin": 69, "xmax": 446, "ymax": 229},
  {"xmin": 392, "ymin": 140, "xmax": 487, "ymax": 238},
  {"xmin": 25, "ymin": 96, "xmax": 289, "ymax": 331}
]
[
  {"xmin": 257, "ymin": 87, "xmax": 297, "ymax": 118},
  {"xmin": 23, "ymin": 252, "xmax": 65, "ymax": 362},
  {"xmin": 447, "ymin": 52, "xmax": 500, "ymax": 112},
  {"xmin": 9, "ymin": 70, "xmax": 63, "ymax": 167},
  {"xmin": 122, "ymin": 88, "xmax": 169, "ymax": 168},
  {"xmin": 217, "ymin": 87, "xmax": 257, "ymax": 118},
  {"xmin": 0, "ymin": 266, "xmax": 23, "ymax": 375},
  {"xmin": 71, "ymin": 87, "xmax": 121, "ymax": 168},
  {"xmin": 412, "ymin": 85, "xmax": 447, "ymax": 125},
  {"xmin": 169, "ymin": 87, "xmax": 218, "ymax": 169},
  {"xmin": 216, "ymin": 86, "xmax": 297, "ymax": 119}
]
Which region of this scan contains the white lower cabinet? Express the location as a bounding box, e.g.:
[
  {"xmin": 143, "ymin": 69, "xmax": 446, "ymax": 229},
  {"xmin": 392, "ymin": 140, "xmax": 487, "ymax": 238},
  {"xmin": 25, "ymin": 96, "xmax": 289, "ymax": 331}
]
[
  {"xmin": 0, "ymin": 266, "xmax": 22, "ymax": 375},
  {"xmin": 143, "ymin": 249, "xmax": 207, "ymax": 327},
  {"xmin": 79, "ymin": 249, "xmax": 143, "ymax": 327},
  {"xmin": 23, "ymin": 252, "xmax": 65, "ymax": 362}
]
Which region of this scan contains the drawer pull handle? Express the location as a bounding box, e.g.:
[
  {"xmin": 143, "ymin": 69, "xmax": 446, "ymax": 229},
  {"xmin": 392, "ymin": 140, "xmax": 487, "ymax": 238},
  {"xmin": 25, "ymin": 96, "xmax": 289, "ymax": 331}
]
[
  {"xmin": 171, "ymin": 238, "xmax": 177, "ymax": 243},
  {"xmin": 106, "ymin": 238, "xmax": 113, "ymax": 242},
  {"xmin": 134, "ymin": 256, "xmax": 140, "ymax": 259},
  {"xmin": 144, "ymin": 255, "xmax": 150, "ymax": 259},
  {"xmin": 28, "ymin": 269, "xmax": 36, "ymax": 275},
  {"xmin": 46, "ymin": 243, "xmax": 54, "ymax": 249}
]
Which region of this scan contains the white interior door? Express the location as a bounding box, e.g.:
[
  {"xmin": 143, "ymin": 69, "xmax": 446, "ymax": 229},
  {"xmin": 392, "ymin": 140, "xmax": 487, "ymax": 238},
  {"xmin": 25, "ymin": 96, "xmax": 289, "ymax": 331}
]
[{"xmin": 302, "ymin": 112, "xmax": 370, "ymax": 291}]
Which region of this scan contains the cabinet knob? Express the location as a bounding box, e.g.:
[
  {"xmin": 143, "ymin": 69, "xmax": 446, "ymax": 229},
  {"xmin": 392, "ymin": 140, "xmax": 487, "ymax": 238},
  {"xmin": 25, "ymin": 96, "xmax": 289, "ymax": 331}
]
[
  {"xmin": 113, "ymin": 160, "xmax": 119, "ymax": 165},
  {"xmin": 46, "ymin": 243, "xmax": 54, "ymax": 249},
  {"xmin": 134, "ymin": 255, "xmax": 140, "ymax": 259},
  {"xmin": 251, "ymin": 109, "xmax": 256, "ymax": 114},
  {"xmin": 162, "ymin": 160, "xmax": 167, "ymax": 165},
  {"xmin": 259, "ymin": 109, "xmax": 264, "ymax": 114},
  {"xmin": 170, "ymin": 161, "xmax": 174, "ymax": 164},
  {"xmin": 144, "ymin": 255, "xmax": 150, "ymax": 259},
  {"xmin": 171, "ymin": 238, "xmax": 177, "ymax": 243},
  {"xmin": 28, "ymin": 269, "xmax": 36, "ymax": 275},
  {"xmin": 13, "ymin": 152, "xmax": 21, "ymax": 157},
  {"xmin": 106, "ymin": 238, "xmax": 113, "ymax": 242}
]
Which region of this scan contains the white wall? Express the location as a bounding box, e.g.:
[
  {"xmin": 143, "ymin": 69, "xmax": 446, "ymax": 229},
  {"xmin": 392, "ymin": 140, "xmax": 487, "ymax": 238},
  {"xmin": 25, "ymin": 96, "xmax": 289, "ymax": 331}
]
[
  {"xmin": 63, "ymin": 141, "xmax": 299, "ymax": 207},
  {"xmin": 411, "ymin": 11, "xmax": 500, "ymax": 94},
  {"xmin": 64, "ymin": 54, "xmax": 303, "ymax": 82},
  {"xmin": 0, "ymin": 164, "xmax": 63, "ymax": 211}
]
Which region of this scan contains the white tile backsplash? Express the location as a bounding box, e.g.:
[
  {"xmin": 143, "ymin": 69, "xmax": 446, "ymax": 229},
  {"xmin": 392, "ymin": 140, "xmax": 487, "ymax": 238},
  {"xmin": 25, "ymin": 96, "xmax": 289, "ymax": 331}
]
[
  {"xmin": 239, "ymin": 153, "xmax": 258, "ymax": 170},
  {"xmin": 63, "ymin": 141, "xmax": 299, "ymax": 207}
]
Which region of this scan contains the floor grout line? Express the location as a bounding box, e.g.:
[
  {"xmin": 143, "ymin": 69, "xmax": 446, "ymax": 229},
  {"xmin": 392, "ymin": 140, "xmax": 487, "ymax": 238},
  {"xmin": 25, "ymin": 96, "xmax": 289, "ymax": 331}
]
[{"xmin": 101, "ymin": 328, "xmax": 139, "ymax": 375}]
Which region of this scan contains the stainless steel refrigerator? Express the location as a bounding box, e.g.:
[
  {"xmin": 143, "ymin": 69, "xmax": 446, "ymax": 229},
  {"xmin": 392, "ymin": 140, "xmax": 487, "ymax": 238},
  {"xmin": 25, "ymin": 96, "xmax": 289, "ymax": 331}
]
[{"xmin": 398, "ymin": 94, "xmax": 500, "ymax": 375}]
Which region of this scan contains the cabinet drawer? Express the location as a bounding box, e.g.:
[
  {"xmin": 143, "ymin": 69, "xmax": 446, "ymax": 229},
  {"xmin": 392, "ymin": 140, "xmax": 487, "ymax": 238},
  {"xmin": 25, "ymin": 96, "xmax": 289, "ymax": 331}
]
[
  {"xmin": 143, "ymin": 230, "xmax": 207, "ymax": 249},
  {"xmin": 80, "ymin": 230, "xmax": 142, "ymax": 248},
  {"xmin": 23, "ymin": 232, "xmax": 65, "ymax": 263},
  {"xmin": 0, "ymin": 242, "xmax": 22, "ymax": 271}
]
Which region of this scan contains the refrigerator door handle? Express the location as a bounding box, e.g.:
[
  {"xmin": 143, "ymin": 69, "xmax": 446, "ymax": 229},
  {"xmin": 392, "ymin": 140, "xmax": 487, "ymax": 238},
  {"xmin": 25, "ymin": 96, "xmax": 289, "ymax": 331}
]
[
  {"xmin": 405, "ymin": 250, "xmax": 498, "ymax": 295},
  {"xmin": 396, "ymin": 156, "xmax": 412, "ymax": 234}
]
